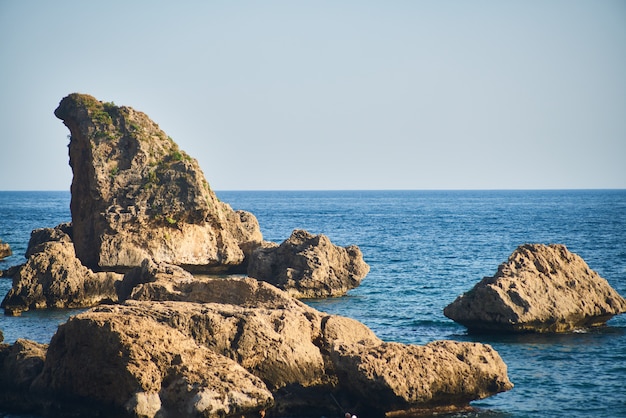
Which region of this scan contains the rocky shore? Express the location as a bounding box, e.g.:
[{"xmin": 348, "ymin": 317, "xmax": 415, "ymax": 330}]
[{"xmin": 7, "ymin": 93, "xmax": 624, "ymax": 416}]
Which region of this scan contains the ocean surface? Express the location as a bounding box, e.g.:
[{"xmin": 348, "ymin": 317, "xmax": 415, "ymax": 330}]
[{"xmin": 1, "ymin": 190, "xmax": 625, "ymax": 417}]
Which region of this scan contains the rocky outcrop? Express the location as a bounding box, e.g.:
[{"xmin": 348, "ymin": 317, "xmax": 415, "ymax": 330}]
[
  {"xmin": 2, "ymin": 95, "xmax": 371, "ymax": 312},
  {"xmin": 32, "ymin": 311, "xmax": 273, "ymax": 417},
  {"xmin": 55, "ymin": 93, "xmax": 262, "ymax": 272},
  {"xmin": 247, "ymin": 230, "xmax": 370, "ymax": 298},
  {"xmin": 0, "ymin": 239, "xmax": 11, "ymax": 260},
  {"xmin": 444, "ymin": 244, "xmax": 626, "ymax": 333},
  {"xmin": 92, "ymin": 274, "xmax": 510, "ymax": 416},
  {"xmin": 0, "ymin": 274, "xmax": 512, "ymax": 416},
  {"xmin": 1, "ymin": 224, "xmax": 122, "ymax": 315}
]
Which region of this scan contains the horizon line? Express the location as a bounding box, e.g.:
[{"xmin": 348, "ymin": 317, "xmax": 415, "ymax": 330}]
[{"xmin": 1, "ymin": 187, "xmax": 625, "ymax": 193}]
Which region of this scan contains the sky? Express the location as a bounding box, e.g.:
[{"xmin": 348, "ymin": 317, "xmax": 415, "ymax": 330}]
[{"xmin": 1, "ymin": 1, "xmax": 625, "ymax": 191}]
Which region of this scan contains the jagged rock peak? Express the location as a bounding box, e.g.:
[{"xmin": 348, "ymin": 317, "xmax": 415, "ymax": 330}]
[{"xmin": 55, "ymin": 93, "xmax": 262, "ymax": 272}]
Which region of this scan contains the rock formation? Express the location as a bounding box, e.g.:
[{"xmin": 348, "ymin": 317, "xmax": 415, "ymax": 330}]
[
  {"xmin": 32, "ymin": 310, "xmax": 273, "ymax": 418},
  {"xmin": 444, "ymin": 243, "xmax": 626, "ymax": 333},
  {"xmin": 55, "ymin": 93, "xmax": 262, "ymax": 272},
  {"xmin": 0, "ymin": 338, "xmax": 47, "ymax": 413},
  {"xmin": 0, "ymin": 274, "xmax": 512, "ymax": 417},
  {"xmin": 0, "ymin": 94, "xmax": 515, "ymax": 416},
  {"xmin": 1, "ymin": 224, "xmax": 122, "ymax": 315},
  {"xmin": 247, "ymin": 229, "xmax": 370, "ymax": 298},
  {"xmin": 0, "ymin": 239, "xmax": 11, "ymax": 260}
]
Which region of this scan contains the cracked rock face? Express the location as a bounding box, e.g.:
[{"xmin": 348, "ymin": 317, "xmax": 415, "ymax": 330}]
[
  {"xmin": 444, "ymin": 243, "xmax": 626, "ymax": 333},
  {"xmin": 55, "ymin": 93, "xmax": 262, "ymax": 272}
]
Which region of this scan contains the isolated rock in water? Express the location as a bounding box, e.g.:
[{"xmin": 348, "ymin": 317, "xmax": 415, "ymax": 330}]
[
  {"xmin": 0, "ymin": 239, "xmax": 11, "ymax": 260},
  {"xmin": 0, "ymin": 225, "xmax": 122, "ymax": 315},
  {"xmin": 444, "ymin": 244, "xmax": 626, "ymax": 333},
  {"xmin": 54, "ymin": 93, "xmax": 262, "ymax": 272},
  {"xmin": 32, "ymin": 310, "xmax": 273, "ymax": 418},
  {"xmin": 247, "ymin": 229, "xmax": 370, "ymax": 298}
]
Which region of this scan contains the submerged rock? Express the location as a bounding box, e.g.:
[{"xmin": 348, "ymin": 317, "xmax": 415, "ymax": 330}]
[
  {"xmin": 444, "ymin": 243, "xmax": 626, "ymax": 333},
  {"xmin": 247, "ymin": 229, "xmax": 370, "ymax": 298},
  {"xmin": 0, "ymin": 239, "xmax": 11, "ymax": 260},
  {"xmin": 55, "ymin": 93, "xmax": 262, "ymax": 272}
]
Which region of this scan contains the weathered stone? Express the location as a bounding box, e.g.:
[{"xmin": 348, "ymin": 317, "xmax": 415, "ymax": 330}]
[
  {"xmin": 0, "ymin": 339, "xmax": 47, "ymax": 391},
  {"xmin": 116, "ymin": 258, "xmax": 195, "ymax": 302},
  {"xmin": 330, "ymin": 339, "xmax": 512, "ymax": 414},
  {"xmin": 25, "ymin": 222, "xmax": 73, "ymax": 258},
  {"xmin": 55, "ymin": 93, "xmax": 262, "ymax": 272},
  {"xmin": 119, "ymin": 262, "xmax": 309, "ymax": 311},
  {"xmin": 444, "ymin": 243, "xmax": 626, "ymax": 333},
  {"xmin": 0, "ymin": 239, "xmax": 11, "ymax": 260},
  {"xmin": 32, "ymin": 310, "xmax": 273, "ymax": 418},
  {"xmin": 0, "ymin": 236, "xmax": 122, "ymax": 315},
  {"xmin": 84, "ymin": 289, "xmax": 511, "ymax": 416},
  {"xmin": 247, "ymin": 229, "xmax": 370, "ymax": 298}
]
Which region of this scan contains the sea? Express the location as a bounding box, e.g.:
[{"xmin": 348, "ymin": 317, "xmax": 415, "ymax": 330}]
[{"xmin": 0, "ymin": 190, "xmax": 625, "ymax": 418}]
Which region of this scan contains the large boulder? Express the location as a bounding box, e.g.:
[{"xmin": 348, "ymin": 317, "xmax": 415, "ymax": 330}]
[
  {"xmin": 31, "ymin": 310, "xmax": 273, "ymax": 418},
  {"xmin": 247, "ymin": 229, "xmax": 370, "ymax": 298},
  {"xmin": 0, "ymin": 239, "xmax": 11, "ymax": 260},
  {"xmin": 1, "ymin": 224, "xmax": 122, "ymax": 315},
  {"xmin": 54, "ymin": 93, "xmax": 262, "ymax": 272},
  {"xmin": 330, "ymin": 340, "xmax": 512, "ymax": 415},
  {"xmin": 444, "ymin": 244, "xmax": 626, "ymax": 333}
]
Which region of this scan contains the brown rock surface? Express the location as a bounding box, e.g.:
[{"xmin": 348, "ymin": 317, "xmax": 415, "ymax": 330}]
[
  {"xmin": 330, "ymin": 339, "xmax": 512, "ymax": 413},
  {"xmin": 0, "ymin": 338, "xmax": 48, "ymax": 413},
  {"xmin": 83, "ymin": 279, "xmax": 511, "ymax": 416},
  {"xmin": 54, "ymin": 93, "xmax": 262, "ymax": 272},
  {"xmin": 32, "ymin": 310, "xmax": 273, "ymax": 417},
  {"xmin": 444, "ymin": 243, "xmax": 626, "ymax": 333},
  {"xmin": 1, "ymin": 225, "xmax": 122, "ymax": 315},
  {"xmin": 0, "ymin": 239, "xmax": 11, "ymax": 260},
  {"xmin": 247, "ymin": 229, "xmax": 370, "ymax": 298},
  {"xmin": 0, "ymin": 274, "xmax": 513, "ymax": 416},
  {"xmin": 0, "ymin": 339, "xmax": 47, "ymax": 391}
]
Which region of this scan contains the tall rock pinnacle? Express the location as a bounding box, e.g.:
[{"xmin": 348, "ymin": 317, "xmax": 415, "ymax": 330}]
[{"xmin": 55, "ymin": 93, "xmax": 262, "ymax": 272}]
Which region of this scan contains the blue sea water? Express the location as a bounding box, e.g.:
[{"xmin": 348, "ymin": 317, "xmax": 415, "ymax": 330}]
[{"xmin": 1, "ymin": 190, "xmax": 625, "ymax": 417}]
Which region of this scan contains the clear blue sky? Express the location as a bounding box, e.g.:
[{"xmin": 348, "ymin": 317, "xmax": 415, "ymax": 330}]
[{"xmin": 1, "ymin": 1, "xmax": 625, "ymax": 191}]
